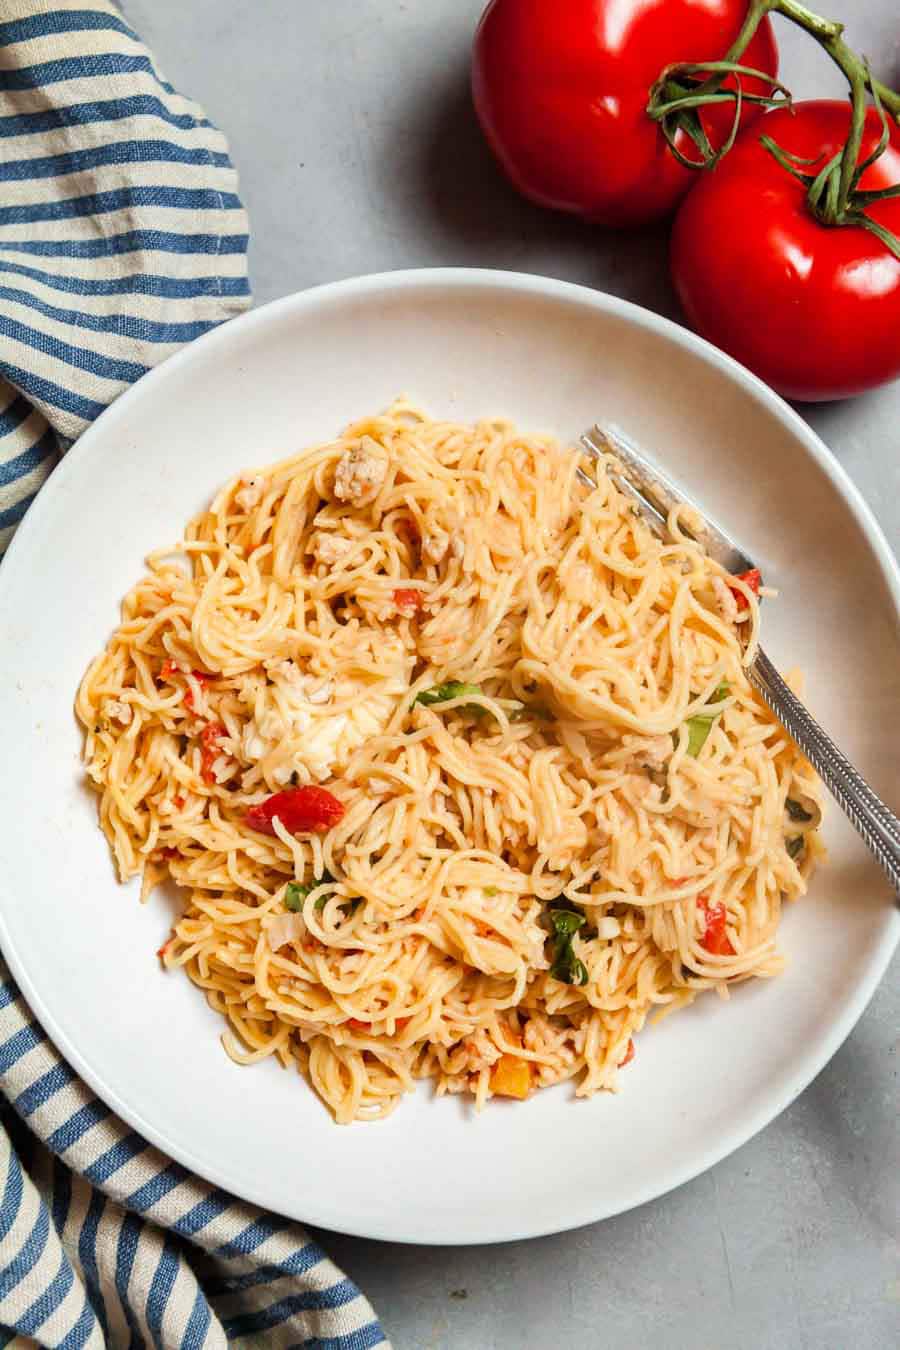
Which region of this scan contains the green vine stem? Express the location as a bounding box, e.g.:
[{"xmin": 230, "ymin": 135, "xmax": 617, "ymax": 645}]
[{"xmin": 646, "ymin": 0, "xmax": 900, "ymax": 254}]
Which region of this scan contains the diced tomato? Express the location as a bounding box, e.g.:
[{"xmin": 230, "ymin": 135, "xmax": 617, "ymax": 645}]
[
  {"xmin": 619, "ymin": 1038, "xmax": 635, "ymax": 1068},
  {"xmin": 161, "ymin": 660, "xmax": 213, "ymax": 684},
  {"xmin": 348, "ymin": 1018, "xmax": 371, "ymax": 1032},
  {"xmin": 396, "ymin": 1017, "xmax": 410, "ymax": 1031},
  {"xmin": 156, "ymin": 938, "xmax": 173, "ymax": 959},
  {"xmin": 393, "ymin": 587, "xmax": 425, "ymax": 614},
  {"xmin": 490, "ymin": 1054, "xmax": 532, "ymax": 1099},
  {"xmin": 728, "ymin": 568, "xmax": 762, "ymax": 617},
  {"xmin": 173, "ymin": 795, "xmax": 186, "ymax": 809},
  {"xmin": 698, "ymin": 896, "xmax": 736, "ymax": 957},
  {"xmin": 200, "ymin": 721, "xmax": 226, "ymax": 785},
  {"xmin": 245, "ymin": 785, "xmax": 345, "ymax": 836}
]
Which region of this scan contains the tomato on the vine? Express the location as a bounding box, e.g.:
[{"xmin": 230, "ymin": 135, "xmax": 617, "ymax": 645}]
[
  {"xmin": 671, "ymin": 101, "xmax": 900, "ymax": 401},
  {"xmin": 471, "ymin": 0, "xmax": 778, "ymax": 227}
]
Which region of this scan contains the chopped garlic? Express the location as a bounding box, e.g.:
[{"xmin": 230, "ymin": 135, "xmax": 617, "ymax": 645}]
[{"xmin": 594, "ymin": 916, "xmax": 621, "ymax": 940}]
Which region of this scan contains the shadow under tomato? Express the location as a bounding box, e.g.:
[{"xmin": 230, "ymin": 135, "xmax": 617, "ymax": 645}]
[{"xmin": 405, "ymin": 58, "xmax": 683, "ymax": 323}]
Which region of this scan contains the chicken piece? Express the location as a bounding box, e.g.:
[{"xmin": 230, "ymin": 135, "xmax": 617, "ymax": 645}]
[
  {"xmin": 102, "ymin": 698, "xmax": 132, "ymax": 726},
  {"xmin": 711, "ymin": 575, "xmax": 739, "ymax": 624},
  {"xmin": 637, "ymin": 734, "xmax": 672, "ymax": 770},
  {"xmin": 563, "ymin": 562, "xmax": 595, "ymax": 605},
  {"xmin": 333, "ymin": 437, "xmax": 388, "ymax": 506},
  {"xmin": 311, "ymin": 532, "xmax": 354, "ymax": 566},
  {"xmin": 423, "ymin": 512, "xmax": 463, "ymax": 565},
  {"xmin": 234, "ymin": 475, "xmax": 269, "ymax": 512},
  {"xmin": 458, "ymin": 1029, "xmax": 502, "ymax": 1073},
  {"xmin": 422, "ymin": 528, "xmax": 450, "ymax": 564}
]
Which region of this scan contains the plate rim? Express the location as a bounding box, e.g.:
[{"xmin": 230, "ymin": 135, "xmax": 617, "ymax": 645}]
[{"xmin": 1, "ymin": 266, "xmax": 898, "ymax": 1245}]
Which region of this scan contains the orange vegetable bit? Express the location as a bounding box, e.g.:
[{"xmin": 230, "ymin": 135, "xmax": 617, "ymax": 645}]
[{"xmin": 490, "ymin": 1053, "xmax": 532, "ymax": 1100}]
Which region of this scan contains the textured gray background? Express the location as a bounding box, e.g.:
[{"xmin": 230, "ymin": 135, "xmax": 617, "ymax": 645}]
[{"xmin": 125, "ymin": 3, "xmax": 898, "ymax": 1346}]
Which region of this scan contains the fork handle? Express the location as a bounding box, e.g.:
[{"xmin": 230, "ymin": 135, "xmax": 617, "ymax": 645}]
[{"xmin": 750, "ymin": 647, "xmax": 900, "ymax": 893}]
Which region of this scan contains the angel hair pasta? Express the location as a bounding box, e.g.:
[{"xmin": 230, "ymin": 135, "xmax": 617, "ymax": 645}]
[{"xmin": 77, "ymin": 404, "xmax": 822, "ymax": 1123}]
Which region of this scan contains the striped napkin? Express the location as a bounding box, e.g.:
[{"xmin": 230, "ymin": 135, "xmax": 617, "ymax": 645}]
[{"xmin": 0, "ymin": 5, "xmax": 389, "ymax": 1346}]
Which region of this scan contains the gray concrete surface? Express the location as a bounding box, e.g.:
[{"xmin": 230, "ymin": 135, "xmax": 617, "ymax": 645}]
[{"xmin": 124, "ymin": 3, "xmax": 899, "ymax": 1346}]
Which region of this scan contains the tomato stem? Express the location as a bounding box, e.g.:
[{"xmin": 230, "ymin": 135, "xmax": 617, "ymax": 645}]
[{"xmin": 647, "ymin": 0, "xmax": 900, "ymax": 256}]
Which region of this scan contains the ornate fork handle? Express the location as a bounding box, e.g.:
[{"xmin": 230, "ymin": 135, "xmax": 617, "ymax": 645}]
[{"xmin": 751, "ymin": 647, "xmax": 900, "ymax": 893}]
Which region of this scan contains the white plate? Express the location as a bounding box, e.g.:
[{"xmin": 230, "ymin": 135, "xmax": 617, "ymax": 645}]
[{"xmin": 1, "ymin": 270, "xmax": 898, "ymax": 1245}]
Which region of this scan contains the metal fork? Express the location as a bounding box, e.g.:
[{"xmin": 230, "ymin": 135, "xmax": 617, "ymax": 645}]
[{"xmin": 579, "ymin": 425, "xmax": 900, "ymax": 894}]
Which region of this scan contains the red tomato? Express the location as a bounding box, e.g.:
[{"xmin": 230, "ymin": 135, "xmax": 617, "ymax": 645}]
[
  {"xmin": 245, "ymin": 785, "xmax": 345, "ymax": 836},
  {"xmin": 393, "ymin": 587, "xmax": 425, "ymax": 613},
  {"xmin": 199, "ymin": 722, "xmax": 226, "ymax": 786},
  {"xmin": 671, "ymin": 101, "xmax": 900, "ymax": 401},
  {"xmin": 698, "ymin": 897, "xmax": 735, "ymax": 957},
  {"xmin": 728, "ymin": 567, "xmax": 761, "ymax": 617},
  {"xmin": 471, "ymin": 0, "xmax": 778, "ymax": 226}
]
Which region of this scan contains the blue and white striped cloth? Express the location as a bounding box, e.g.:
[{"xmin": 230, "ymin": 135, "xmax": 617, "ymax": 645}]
[
  {"xmin": 0, "ymin": 5, "xmax": 389, "ymax": 1346},
  {"xmin": 0, "ymin": 0, "xmax": 252, "ymax": 556}
]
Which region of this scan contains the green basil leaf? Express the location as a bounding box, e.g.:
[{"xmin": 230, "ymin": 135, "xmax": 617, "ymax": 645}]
[
  {"xmin": 786, "ymin": 798, "xmax": 813, "ymax": 823},
  {"xmin": 571, "ymin": 956, "xmax": 589, "ymax": 987},
  {"xmin": 685, "ymin": 681, "xmax": 730, "ymax": 757},
  {"xmin": 414, "ymin": 681, "xmax": 484, "ymax": 713},
  {"xmin": 284, "ymin": 882, "xmax": 310, "ymax": 912},
  {"xmin": 286, "ymin": 871, "xmax": 335, "ymax": 912},
  {"xmin": 551, "ymin": 909, "xmax": 586, "ymax": 938},
  {"xmin": 550, "ymin": 942, "xmax": 574, "ymax": 983},
  {"xmin": 511, "ymin": 702, "xmax": 553, "ymax": 723},
  {"xmin": 550, "ymin": 936, "xmax": 589, "ymax": 987},
  {"xmin": 685, "ymin": 714, "xmax": 715, "ymax": 757},
  {"xmin": 786, "ymin": 836, "xmax": 805, "ymax": 860}
]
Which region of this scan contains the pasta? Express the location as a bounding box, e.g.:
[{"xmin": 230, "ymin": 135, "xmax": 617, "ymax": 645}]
[{"xmin": 77, "ymin": 404, "xmax": 823, "ymax": 1123}]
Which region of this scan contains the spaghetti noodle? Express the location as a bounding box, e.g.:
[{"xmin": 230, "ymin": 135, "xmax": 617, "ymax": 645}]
[{"xmin": 77, "ymin": 404, "xmax": 822, "ymax": 1123}]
